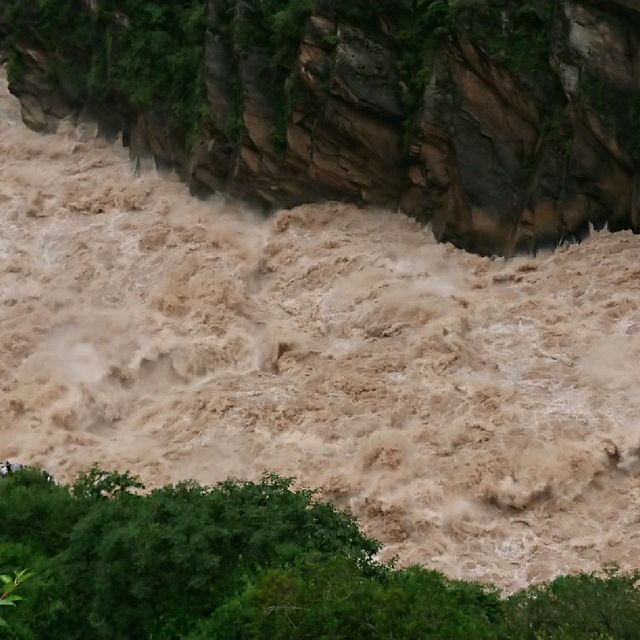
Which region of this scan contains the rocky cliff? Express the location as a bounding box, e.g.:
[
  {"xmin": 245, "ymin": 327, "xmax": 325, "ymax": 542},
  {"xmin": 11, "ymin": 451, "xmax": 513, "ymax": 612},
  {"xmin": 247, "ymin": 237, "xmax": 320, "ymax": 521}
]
[{"xmin": 1, "ymin": 0, "xmax": 639, "ymax": 255}]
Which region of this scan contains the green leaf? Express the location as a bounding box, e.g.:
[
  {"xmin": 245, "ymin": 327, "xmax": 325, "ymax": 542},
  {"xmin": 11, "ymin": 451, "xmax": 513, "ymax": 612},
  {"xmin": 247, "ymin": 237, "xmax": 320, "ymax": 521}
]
[
  {"xmin": 4, "ymin": 595, "xmax": 24, "ymax": 603},
  {"xmin": 15, "ymin": 570, "xmax": 33, "ymax": 583}
]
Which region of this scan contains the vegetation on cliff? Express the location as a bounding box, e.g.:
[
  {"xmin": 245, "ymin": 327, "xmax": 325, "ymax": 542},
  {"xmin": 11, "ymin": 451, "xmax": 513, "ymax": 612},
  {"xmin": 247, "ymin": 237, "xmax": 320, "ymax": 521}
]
[
  {"xmin": 2, "ymin": 0, "xmax": 207, "ymax": 145},
  {"xmin": 1, "ymin": 467, "xmax": 640, "ymax": 639},
  {"xmin": 2, "ymin": 0, "xmax": 639, "ymax": 255},
  {"xmin": 3, "ymin": 0, "xmax": 638, "ymax": 255},
  {"xmin": 0, "ymin": 0, "xmax": 563, "ymax": 148}
]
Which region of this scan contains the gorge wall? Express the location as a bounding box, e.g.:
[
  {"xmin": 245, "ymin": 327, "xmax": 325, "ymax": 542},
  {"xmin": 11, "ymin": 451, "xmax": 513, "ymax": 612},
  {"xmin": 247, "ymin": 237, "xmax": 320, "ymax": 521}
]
[{"xmin": 1, "ymin": 0, "xmax": 639, "ymax": 255}]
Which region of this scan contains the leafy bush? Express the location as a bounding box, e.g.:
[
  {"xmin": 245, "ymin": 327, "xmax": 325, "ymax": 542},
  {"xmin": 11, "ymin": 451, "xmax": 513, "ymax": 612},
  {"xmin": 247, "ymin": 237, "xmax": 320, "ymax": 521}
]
[
  {"xmin": 505, "ymin": 568, "xmax": 640, "ymax": 640},
  {"xmin": 1, "ymin": 471, "xmax": 378, "ymax": 639},
  {"xmin": 189, "ymin": 556, "xmax": 505, "ymax": 639},
  {"xmin": 56, "ymin": 476, "xmax": 377, "ymax": 638},
  {"xmin": 3, "ymin": 466, "xmax": 640, "ymax": 639},
  {"xmin": 70, "ymin": 465, "xmax": 144, "ymax": 499},
  {"xmin": 0, "ymin": 469, "xmax": 84, "ymax": 556}
]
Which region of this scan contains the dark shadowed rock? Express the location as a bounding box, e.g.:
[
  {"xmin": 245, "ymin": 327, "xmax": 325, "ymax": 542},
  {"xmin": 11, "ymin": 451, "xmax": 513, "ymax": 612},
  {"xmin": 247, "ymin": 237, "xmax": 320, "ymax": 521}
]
[{"xmin": 3, "ymin": 0, "xmax": 639, "ymax": 255}]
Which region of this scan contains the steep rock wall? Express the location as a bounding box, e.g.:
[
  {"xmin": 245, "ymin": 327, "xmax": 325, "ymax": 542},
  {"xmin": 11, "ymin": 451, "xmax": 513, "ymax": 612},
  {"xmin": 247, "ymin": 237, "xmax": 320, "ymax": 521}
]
[{"xmin": 1, "ymin": 0, "xmax": 639, "ymax": 255}]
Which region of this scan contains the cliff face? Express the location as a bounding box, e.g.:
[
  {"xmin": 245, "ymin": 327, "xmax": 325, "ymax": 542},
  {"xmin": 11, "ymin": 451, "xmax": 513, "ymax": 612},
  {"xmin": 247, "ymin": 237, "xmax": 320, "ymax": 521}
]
[{"xmin": 1, "ymin": 0, "xmax": 639, "ymax": 255}]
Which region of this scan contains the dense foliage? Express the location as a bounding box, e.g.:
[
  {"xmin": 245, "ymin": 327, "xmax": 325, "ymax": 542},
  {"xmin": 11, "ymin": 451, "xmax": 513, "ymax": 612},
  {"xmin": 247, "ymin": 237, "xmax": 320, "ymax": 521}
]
[
  {"xmin": 2, "ymin": 0, "xmax": 207, "ymax": 146},
  {"xmin": 0, "ymin": 468, "xmax": 376, "ymax": 638},
  {"xmin": 189, "ymin": 557, "xmax": 505, "ymax": 640},
  {"xmin": 1, "ymin": 467, "xmax": 640, "ymax": 639}
]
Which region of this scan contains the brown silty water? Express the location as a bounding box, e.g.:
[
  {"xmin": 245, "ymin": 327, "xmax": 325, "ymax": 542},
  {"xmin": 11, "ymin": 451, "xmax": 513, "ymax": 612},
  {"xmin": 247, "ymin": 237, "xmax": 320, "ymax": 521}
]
[{"xmin": 2, "ymin": 68, "xmax": 640, "ymax": 591}]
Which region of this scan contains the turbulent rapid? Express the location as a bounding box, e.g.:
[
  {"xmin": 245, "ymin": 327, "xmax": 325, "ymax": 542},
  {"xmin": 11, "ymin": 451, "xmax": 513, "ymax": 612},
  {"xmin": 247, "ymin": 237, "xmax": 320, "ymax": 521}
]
[{"xmin": 2, "ymin": 68, "xmax": 640, "ymax": 592}]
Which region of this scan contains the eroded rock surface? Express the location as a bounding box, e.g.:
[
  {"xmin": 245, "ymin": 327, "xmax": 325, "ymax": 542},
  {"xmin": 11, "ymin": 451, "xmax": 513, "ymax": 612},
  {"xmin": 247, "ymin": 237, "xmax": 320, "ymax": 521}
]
[{"xmin": 1, "ymin": 0, "xmax": 639, "ymax": 255}]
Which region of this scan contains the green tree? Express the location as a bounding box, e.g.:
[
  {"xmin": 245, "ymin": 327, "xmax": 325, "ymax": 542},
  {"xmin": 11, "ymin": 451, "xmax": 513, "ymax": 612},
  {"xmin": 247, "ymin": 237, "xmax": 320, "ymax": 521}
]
[
  {"xmin": 4, "ymin": 472, "xmax": 378, "ymax": 639},
  {"xmin": 189, "ymin": 556, "xmax": 506, "ymax": 639},
  {"xmin": 71, "ymin": 466, "xmax": 144, "ymax": 500},
  {"xmin": 505, "ymin": 567, "xmax": 640, "ymax": 640}
]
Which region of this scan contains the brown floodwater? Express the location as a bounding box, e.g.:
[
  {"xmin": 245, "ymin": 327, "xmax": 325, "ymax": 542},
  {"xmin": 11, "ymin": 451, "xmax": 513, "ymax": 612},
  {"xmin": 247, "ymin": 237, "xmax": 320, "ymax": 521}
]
[{"xmin": 2, "ymin": 69, "xmax": 640, "ymax": 591}]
